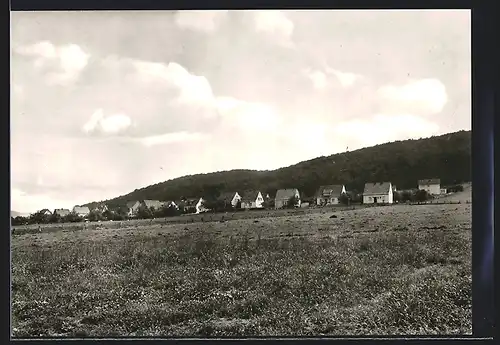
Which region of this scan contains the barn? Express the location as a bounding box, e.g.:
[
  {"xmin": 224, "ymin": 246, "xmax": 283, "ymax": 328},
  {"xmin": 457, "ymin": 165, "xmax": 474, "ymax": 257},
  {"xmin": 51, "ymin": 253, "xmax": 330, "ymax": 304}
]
[{"xmin": 363, "ymin": 182, "xmax": 393, "ymax": 204}]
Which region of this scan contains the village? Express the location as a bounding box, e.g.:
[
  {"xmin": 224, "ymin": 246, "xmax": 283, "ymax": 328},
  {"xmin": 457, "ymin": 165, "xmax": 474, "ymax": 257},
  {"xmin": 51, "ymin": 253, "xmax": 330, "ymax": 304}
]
[{"xmin": 13, "ymin": 178, "xmax": 463, "ymax": 225}]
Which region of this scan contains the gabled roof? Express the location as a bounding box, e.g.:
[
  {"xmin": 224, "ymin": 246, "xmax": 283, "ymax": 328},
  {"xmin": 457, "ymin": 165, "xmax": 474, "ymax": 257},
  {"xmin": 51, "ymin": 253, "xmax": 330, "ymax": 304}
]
[
  {"xmin": 73, "ymin": 206, "xmax": 90, "ymax": 214},
  {"xmin": 363, "ymin": 182, "xmax": 392, "ymax": 195},
  {"xmin": 54, "ymin": 208, "xmax": 70, "ymax": 216},
  {"xmin": 240, "ymin": 190, "xmax": 262, "ymax": 203},
  {"xmin": 316, "ymin": 185, "xmax": 344, "ymax": 197},
  {"xmin": 143, "ymin": 200, "xmax": 163, "ymax": 209},
  {"xmin": 217, "ymin": 192, "xmax": 238, "ymax": 202},
  {"xmin": 127, "ymin": 201, "xmax": 140, "ymax": 208},
  {"xmin": 275, "ymin": 188, "xmax": 300, "ymax": 200},
  {"xmin": 39, "ymin": 208, "xmax": 52, "ymax": 214},
  {"xmin": 418, "ymin": 178, "xmax": 441, "ymax": 185}
]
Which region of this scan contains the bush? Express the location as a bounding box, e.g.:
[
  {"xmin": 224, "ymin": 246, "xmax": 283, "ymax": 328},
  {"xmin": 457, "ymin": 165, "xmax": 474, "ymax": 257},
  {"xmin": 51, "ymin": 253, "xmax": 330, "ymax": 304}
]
[{"xmin": 339, "ymin": 193, "xmax": 350, "ymax": 205}]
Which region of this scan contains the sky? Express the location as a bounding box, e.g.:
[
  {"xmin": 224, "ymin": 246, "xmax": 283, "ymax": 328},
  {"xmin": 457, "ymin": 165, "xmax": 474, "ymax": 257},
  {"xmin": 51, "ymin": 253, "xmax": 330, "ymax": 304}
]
[{"xmin": 11, "ymin": 10, "xmax": 471, "ymax": 213}]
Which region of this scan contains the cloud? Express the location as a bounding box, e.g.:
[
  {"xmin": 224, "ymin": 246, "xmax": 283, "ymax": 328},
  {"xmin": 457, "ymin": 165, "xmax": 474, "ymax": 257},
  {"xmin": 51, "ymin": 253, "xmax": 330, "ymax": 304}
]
[
  {"xmin": 378, "ymin": 78, "xmax": 448, "ymax": 114},
  {"xmin": 302, "ymin": 69, "xmax": 328, "ymax": 90},
  {"xmin": 11, "ymin": 188, "xmax": 81, "ymax": 214},
  {"xmin": 12, "ymin": 84, "xmax": 24, "ymax": 99},
  {"xmin": 138, "ymin": 131, "xmax": 208, "ymax": 147},
  {"xmin": 130, "ymin": 59, "xmax": 215, "ymax": 108},
  {"xmin": 252, "ymin": 10, "xmax": 294, "ymax": 47},
  {"xmin": 325, "ymin": 67, "xmax": 364, "ymax": 87},
  {"xmin": 215, "ymin": 96, "xmax": 282, "ymax": 131},
  {"xmin": 174, "ymin": 10, "xmax": 228, "ymax": 33},
  {"xmin": 14, "ymin": 40, "xmax": 90, "ymax": 85},
  {"xmin": 333, "ymin": 114, "xmax": 440, "ymax": 149},
  {"xmin": 83, "ymin": 109, "xmax": 132, "ymax": 135}
]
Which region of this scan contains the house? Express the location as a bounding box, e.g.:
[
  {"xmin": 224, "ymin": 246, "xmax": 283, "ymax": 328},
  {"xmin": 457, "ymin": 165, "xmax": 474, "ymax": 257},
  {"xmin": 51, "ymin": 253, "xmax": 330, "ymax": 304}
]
[
  {"xmin": 126, "ymin": 201, "xmax": 141, "ymax": 217},
  {"xmin": 195, "ymin": 198, "xmax": 208, "ymax": 214},
  {"xmin": 178, "ymin": 198, "xmax": 198, "ymax": 214},
  {"xmin": 315, "ymin": 185, "xmax": 346, "ymax": 206},
  {"xmin": 440, "ymin": 188, "xmax": 447, "ymax": 194},
  {"xmin": 142, "ymin": 199, "xmax": 164, "ymax": 210},
  {"xmin": 91, "ymin": 203, "xmax": 109, "ymax": 213},
  {"xmin": 217, "ymin": 192, "xmax": 242, "ymax": 208},
  {"xmin": 240, "ymin": 190, "xmax": 265, "ymax": 209},
  {"xmin": 275, "ymin": 188, "xmax": 301, "ymax": 209},
  {"xmin": 72, "ymin": 206, "xmax": 90, "ymax": 217},
  {"xmin": 163, "ymin": 200, "xmax": 179, "ymax": 210},
  {"xmin": 39, "ymin": 209, "xmax": 52, "ymax": 216},
  {"xmin": 418, "ymin": 179, "xmax": 441, "ymax": 195},
  {"xmin": 53, "ymin": 208, "xmax": 70, "ymax": 217},
  {"xmin": 363, "ymin": 182, "xmax": 394, "ymax": 204}
]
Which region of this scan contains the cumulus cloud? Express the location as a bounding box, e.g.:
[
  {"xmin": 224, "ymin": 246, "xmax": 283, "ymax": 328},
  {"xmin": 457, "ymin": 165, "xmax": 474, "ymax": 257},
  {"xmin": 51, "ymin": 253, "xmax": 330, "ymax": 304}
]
[
  {"xmin": 333, "ymin": 114, "xmax": 440, "ymax": 149},
  {"xmin": 82, "ymin": 109, "xmax": 132, "ymax": 135},
  {"xmin": 378, "ymin": 78, "xmax": 448, "ymax": 115},
  {"xmin": 252, "ymin": 10, "xmax": 294, "ymax": 47},
  {"xmin": 325, "ymin": 67, "xmax": 364, "ymax": 87},
  {"xmin": 302, "ymin": 69, "xmax": 328, "ymax": 90},
  {"xmin": 14, "ymin": 40, "xmax": 89, "ymax": 85},
  {"xmin": 174, "ymin": 10, "xmax": 228, "ymax": 33}
]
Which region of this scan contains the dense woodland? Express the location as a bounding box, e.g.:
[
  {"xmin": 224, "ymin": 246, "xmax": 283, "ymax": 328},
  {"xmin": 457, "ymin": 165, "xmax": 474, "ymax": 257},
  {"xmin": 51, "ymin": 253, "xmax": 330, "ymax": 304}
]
[{"xmin": 84, "ymin": 130, "xmax": 470, "ymax": 210}]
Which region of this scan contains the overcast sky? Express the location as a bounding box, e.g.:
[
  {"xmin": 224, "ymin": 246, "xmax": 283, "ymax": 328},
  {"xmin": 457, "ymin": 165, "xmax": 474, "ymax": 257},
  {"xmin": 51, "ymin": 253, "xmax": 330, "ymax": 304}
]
[{"xmin": 11, "ymin": 10, "xmax": 470, "ymax": 213}]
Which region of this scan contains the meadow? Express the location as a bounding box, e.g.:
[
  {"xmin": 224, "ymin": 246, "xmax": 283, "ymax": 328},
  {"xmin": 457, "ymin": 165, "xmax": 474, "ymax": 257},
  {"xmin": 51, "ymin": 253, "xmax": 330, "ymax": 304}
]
[{"xmin": 11, "ymin": 202, "xmax": 472, "ymax": 337}]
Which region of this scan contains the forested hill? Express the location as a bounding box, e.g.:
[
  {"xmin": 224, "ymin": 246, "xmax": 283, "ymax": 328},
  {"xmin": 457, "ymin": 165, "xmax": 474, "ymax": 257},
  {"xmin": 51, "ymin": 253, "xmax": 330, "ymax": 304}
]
[{"xmin": 85, "ymin": 130, "xmax": 471, "ymax": 209}]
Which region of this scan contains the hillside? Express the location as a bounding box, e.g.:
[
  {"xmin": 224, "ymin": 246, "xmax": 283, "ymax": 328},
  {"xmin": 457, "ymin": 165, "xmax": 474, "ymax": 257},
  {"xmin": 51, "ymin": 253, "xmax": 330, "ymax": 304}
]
[{"xmin": 85, "ymin": 130, "xmax": 471, "ymax": 209}]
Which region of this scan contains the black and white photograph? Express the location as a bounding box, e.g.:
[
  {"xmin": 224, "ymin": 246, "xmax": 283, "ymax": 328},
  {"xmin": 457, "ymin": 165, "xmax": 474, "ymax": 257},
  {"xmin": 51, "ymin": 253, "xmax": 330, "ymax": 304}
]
[{"xmin": 11, "ymin": 9, "xmax": 472, "ymax": 337}]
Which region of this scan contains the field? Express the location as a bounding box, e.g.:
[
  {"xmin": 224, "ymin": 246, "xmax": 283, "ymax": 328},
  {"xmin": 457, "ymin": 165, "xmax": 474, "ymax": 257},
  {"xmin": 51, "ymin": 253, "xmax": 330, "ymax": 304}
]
[{"xmin": 11, "ymin": 202, "xmax": 472, "ymax": 337}]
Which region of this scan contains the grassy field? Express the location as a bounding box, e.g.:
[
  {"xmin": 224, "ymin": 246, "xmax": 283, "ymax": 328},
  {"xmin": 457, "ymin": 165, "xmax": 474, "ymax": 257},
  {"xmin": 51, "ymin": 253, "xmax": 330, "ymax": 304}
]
[{"xmin": 11, "ymin": 203, "xmax": 471, "ymax": 337}]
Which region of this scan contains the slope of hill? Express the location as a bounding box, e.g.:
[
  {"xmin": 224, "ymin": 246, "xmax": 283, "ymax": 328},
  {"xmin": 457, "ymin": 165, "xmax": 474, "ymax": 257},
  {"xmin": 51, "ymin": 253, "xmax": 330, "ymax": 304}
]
[{"xmin": 85, "ymin": 130, "xmax": 471, "ymax": 209}]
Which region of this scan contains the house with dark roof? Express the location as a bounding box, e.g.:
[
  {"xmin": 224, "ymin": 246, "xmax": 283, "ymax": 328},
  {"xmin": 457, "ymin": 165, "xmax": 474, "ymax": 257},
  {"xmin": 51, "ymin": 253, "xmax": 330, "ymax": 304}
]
[
  {"xmin": 274, "ymin": 188, "xmax": 301, "ymax": 209},
  {"xmin": 39, "ymin": 209, "xmax": 52, "ymax": 216},
  {"xmin": 72, "ymin": 206, "xmax": 90, "ymax": 217},
  {"xmin": 315, "ymin": 185, "xmax": 346, "ymax": 206},
  {"xmin": 418, "ymin": 178, "xmax": 441, "ymax": 195},
  {"xmin": 54, "ymin": 208, "xmax": 70, "ymax": 217},
  {"xmin": 363, "ymin": 182, "xmax": 393, "ymax": 204},
  {"xmin": 126, "ymin": 201, "xmax": 141, "ymax": 217},
  {"xmin": 240, "ymin": 190, "xmax": 265, "ymax": 209},
  {"xmin": 90, "ymin": 203, "xmax": 109, "ymax": 213},
  {"xmin": 177, "ymin": 198, "xmax": 198, "ymax": 214},
  {"xmin": 217, "ymin": 192, "xmax": 242, "ymax": 208}
]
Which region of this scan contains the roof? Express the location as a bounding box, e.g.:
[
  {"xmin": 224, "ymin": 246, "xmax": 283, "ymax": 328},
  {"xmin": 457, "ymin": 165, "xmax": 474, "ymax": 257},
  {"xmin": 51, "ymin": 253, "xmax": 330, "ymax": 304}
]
[
  {"xmin": 143, "ymin": 200, "xmax": 164, "ymax": 208},
  {"xmin": 363, "ymin": 182, "xmax": 392, "ymax": 195},
  {"xmin": 54, "ymin": 208, "xmax": 70, "ymax": 216},
  {"xmin": 73, "ymin": 206, "xmax": 90, "ymax": 214},
  {"xmin": 275, "ymin": 188, "xmax": 299, "ymax": 200},
  {"xmin": 217, "ymin": 192, "xmax": 238, "ymax": 202},
  {"xmin": 240, "ymin": 190, "xmax": 262, "ymax": 203},
  {"xmin": 418, "ymin": 178, "xmax": 441, "ymax": 185},
  {"xmin": 316, "ymin": 185, "xmax": 344, "ymax": 197},
  {"xmin": 127, "ymin": 201, "xmax": 140, "ymax": 208}
]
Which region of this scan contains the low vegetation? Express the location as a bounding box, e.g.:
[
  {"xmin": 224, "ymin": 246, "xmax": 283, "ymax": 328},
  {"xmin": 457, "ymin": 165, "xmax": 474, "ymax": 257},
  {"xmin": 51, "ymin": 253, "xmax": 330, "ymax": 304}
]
[{"xmin": 12, "ymin": 204, "xmax": 471, "ymax": 337}]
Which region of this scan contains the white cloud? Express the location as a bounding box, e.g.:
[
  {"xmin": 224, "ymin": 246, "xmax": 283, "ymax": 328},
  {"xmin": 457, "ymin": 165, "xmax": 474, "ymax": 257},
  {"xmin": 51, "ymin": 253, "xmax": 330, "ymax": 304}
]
[
  {"xmin": 14, "ymin": 41, "xmax": 90, "ymax": 85},
  {"xmin": 378, "ymin": 78, "xmax": 448, "ymax": 114},
  {"xmin": 325, "ymin": 67, "xmax": 363, "ymax": 87},
  {"xmin": 303, "ymin": 69, "xmax": 328, "ymax": 90},
  {"xmin": 333, "ymin": 114, "xmax": 440, "ymax": 149},
  {"xmin": 174, "ymin": 10, "xmax": 228, "ymax": 33},
  {"xmin": 215, "ymin": 96, "xmax": 282, "ymax": 131},
  {"xmin": 130, "ymin": 60, "xmax": 215, "ymax": 107},
  {"xmin": 253, "ymin": 10, "xmax": 294, "ymax": 47},
  {"xmin": 139, "ymin": 131, "xmax": 208, "ymax": 147},
  {"xmin": 83, "ymin": 109, "xmax": 132, "ymax": 135}
]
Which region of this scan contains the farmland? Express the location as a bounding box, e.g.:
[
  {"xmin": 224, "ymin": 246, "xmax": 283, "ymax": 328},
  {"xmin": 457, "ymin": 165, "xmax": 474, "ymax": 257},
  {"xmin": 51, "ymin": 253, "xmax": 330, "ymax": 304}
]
[{"xmin": 11, "ymin": 203, "xmax": 471, "ymax": 337}]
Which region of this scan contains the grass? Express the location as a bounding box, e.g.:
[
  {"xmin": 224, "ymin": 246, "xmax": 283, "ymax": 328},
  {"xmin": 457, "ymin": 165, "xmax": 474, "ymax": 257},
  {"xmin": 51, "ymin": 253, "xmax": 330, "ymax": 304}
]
[{"xmin": 11, "ymin": 204, "xmax": 471, "ymax": 337}]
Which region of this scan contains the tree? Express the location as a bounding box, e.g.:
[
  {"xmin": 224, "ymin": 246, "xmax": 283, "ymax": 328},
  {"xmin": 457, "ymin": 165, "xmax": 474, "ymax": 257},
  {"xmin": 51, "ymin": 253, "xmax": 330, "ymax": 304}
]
[
  {"xmin": 49, "ymin": 212, "xmax": 62, "ymax": 224},
  {"xmin": 88, "ymin": 210, "xmax": 104, "ymax": 222},
  {"xmin": 287, "ymin": 195, "xmax": 299, "ymax": 209},
  {"xmin": 415, "ymin": 189, "xmax": 431, "ymax": 202},
  {"xmin": 339, "ymin": 193, "xmax": 350, "ymax": 205},
  {"xmin": 137, "ymin": 205, "xmax": 153, "ymax": 219}
]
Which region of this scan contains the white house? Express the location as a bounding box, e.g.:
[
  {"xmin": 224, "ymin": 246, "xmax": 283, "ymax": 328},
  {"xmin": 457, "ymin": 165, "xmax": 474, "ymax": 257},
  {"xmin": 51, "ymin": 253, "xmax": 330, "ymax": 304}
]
[
  {"xmin": 315, "ymin": 185, "xmax": 346, "ymax": 206},
  {"xmin": 275, "ymin": 188, "xmax": 301, "ymax": 209},
  {"xmin": 217, "ymin": 192, "xmax": 242, "ymax": 208},
  {"xmin": 418, "ymin": 179, "xmax": 441, "ymax": 195},
  {"xmin": 195, "ymin": 198, "xmax": 208, "ymax": 214},
  {"xmin": 72, "ymin": 206, "xmax": 90, "ymax": 217},
  {"xmin": 363, "ymin": 182, "xmax": 393, "ymax": 204},
  {"xmin": 240, "ymin": 190, "xmax": 265, "ymax": 209}
]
